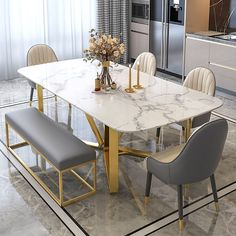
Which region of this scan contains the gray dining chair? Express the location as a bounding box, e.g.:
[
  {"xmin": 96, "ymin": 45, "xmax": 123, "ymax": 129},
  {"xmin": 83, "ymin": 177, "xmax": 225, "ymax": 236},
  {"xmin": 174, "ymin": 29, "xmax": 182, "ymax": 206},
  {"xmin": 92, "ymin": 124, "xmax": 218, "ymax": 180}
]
[
  {"xmin": 27, "ymin": 44, "xmax": 58, "ymax": 106},
  {"xmin": 146, "ymin": 119, "xmax": 228, "ymax": 230},
  {"xmin": 156, "ymin": 67, "xmax": 216, "ymax": 142},
  {"xmin": 132, "ymin": 52, "xmax": 156, "ymax": 76}
]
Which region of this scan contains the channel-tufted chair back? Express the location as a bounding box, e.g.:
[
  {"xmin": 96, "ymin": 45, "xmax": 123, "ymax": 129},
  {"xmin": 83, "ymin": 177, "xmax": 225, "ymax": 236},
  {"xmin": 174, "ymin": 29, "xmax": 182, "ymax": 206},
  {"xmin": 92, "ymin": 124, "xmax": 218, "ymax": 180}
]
[
  {"xmin": 184, "ymin": 67, "xmax": 216, "ymax": 96},
  {"xmin": 132, "ymin": 52, "xmax": 156, "ymax": 76},
  {"xmin": 27, "ymin": 44, "xmax": 58, "ymax": 66},
  {"xmin": 182, "ymin": 67, "xmax": 216, "ymax": 128}
]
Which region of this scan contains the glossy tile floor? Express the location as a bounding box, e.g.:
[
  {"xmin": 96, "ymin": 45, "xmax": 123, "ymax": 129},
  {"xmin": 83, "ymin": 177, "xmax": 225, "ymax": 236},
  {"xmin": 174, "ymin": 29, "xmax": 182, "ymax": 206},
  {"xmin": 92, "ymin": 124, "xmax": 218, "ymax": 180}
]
[{"xmin": 0, "ymin": 77, "xmax": 236, "ymax": 236}]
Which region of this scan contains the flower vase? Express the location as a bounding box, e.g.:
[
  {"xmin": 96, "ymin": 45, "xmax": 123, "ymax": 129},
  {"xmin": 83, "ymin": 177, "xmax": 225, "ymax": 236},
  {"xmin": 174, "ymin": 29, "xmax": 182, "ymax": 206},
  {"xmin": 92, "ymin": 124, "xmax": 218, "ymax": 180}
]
[{"xmin": 100, "ymin": 61, "xmax": 112, "ymax": 89}]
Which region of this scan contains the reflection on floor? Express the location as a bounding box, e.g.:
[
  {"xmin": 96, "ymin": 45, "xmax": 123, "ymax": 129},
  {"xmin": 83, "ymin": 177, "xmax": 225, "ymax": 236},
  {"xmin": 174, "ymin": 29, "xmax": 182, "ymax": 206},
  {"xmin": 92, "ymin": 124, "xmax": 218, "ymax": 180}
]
[
  {"xmin": 0, "ymin": 152, "xmax": 72, "ymax": 236},
  {"xmin": 0, "ymin": 77, "xmax": 236, "ymax": 236}
]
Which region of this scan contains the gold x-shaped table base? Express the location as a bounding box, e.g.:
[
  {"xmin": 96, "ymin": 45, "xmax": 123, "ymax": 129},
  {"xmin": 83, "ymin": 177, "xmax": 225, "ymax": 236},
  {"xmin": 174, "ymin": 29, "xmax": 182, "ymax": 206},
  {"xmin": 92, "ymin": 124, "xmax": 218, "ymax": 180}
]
[{"xmin": 36, "ymin": 85, "xmax": 192, "ymax": 193}]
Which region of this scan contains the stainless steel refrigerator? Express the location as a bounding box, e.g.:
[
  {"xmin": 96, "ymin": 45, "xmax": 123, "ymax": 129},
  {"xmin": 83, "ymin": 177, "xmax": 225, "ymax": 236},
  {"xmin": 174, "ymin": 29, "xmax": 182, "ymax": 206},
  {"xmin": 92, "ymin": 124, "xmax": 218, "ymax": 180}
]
[{"xmin": 150, "ymin": 0, "xmax": 185, "ymax": 75}]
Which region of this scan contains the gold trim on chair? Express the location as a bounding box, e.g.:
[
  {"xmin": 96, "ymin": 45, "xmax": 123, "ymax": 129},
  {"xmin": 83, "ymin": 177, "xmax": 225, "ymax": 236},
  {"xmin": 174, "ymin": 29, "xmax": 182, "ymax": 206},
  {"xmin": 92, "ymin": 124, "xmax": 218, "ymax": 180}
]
[{"xmin": 5, "ymin": 122, "xmax": 96, "ymax": 207}]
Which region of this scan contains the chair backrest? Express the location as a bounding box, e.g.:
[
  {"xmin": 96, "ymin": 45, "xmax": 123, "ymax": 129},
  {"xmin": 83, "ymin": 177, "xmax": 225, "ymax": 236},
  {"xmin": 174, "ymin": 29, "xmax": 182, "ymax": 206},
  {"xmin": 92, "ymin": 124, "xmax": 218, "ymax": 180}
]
[
  {"xmin": 132, "ymin": 52, "xmax": 156, "ymax": 76},
  {"xmin": 184, "ymin": 67, "xmax": 216, "ymax": 96},
  {"xmin": 169, "ymin": 119, "xmax": 228, "ymax": 185},
  {"xmin": 27, "ymin": 44, "xmax": 58, "ymax": 66}
]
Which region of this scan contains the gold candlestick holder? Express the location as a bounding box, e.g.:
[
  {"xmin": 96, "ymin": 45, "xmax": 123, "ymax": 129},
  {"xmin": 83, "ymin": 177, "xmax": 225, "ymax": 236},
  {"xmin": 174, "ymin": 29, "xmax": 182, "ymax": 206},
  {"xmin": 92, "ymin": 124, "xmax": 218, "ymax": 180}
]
[
  {"xmin": 125, "ymin": 64, "xmax": 135, "ymax": 93},
  {"xmin": 133, "ymin": 62, "xmax": 143, "ymax": 89},
  {"xmin": 125, "ymin": 87, "xmax": 135, "ymax": 93}
]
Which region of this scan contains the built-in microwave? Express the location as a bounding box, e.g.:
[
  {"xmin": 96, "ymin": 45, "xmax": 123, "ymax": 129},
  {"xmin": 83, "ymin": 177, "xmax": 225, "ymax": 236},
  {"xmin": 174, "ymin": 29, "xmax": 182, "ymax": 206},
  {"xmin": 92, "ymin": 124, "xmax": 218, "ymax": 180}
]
[{"xmin": 132, "ymin": 0, "xmax": 149, "ymax": 25}]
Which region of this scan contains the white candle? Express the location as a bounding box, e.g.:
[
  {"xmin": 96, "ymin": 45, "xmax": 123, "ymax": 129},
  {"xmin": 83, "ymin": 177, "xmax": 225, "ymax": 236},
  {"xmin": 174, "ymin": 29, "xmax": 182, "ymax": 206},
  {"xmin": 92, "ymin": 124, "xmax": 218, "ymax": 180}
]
[
  {"xmin": 137, "ymin": 62, "xmax": 140, "ymax": 86},
  {"xmin": 129, "ymin": 64, "xmax": 132, "ymax": 88}
]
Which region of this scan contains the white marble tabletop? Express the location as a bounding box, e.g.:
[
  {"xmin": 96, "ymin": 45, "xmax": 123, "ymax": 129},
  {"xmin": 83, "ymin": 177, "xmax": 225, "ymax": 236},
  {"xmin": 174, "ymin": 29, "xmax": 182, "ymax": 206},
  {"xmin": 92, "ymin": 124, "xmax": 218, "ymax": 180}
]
[{"xmin": 18, "ymin": 59, "xmax": 222, "ymax": 132}]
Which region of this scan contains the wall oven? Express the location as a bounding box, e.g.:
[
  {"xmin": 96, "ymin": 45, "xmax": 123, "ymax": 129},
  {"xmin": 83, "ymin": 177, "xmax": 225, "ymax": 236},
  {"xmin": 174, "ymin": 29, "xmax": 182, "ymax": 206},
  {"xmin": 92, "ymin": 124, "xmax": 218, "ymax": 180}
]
[{"xmin": 132, "ymin": 0, "xmax": 149, "ymax": 25}]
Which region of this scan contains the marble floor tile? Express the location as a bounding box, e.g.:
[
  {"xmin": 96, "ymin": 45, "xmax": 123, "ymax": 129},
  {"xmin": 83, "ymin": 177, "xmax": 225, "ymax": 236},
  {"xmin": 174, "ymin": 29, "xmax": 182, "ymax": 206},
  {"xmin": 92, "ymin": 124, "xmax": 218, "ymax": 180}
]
[
  {"xmin": 151, "ymin": 191, "xmax": 236, "ymax": 236},
  {"xmin": 0, "ymin": 152, "xmax": 73, "ymax": 236}
]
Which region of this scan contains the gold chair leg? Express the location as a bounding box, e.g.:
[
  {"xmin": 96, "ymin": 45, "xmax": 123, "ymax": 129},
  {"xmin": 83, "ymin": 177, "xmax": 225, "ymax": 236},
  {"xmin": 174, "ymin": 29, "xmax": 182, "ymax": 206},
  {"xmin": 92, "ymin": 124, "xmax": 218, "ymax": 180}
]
[
  {"xmin": 179, "ymin": 219, "xmax": 185, "ymax": 231},
  {"xmin": 215, "ymin": 202, "xmax": 219, "ymax": 212},
  {"xmin": 37, "ymin": 85, "xmax": 44, "ymax": 112},
  {"xmin": 144, "ymin": 196, "xmax": 150, "ymax": 205},
  {"xmin": 119, "ymin": 132, "xmax": 123, "ymax": 140},
  {"xmin": 93, "ymin": 161, "xmax": 97, "ymax": 190},
  {"xmin": 185, "ymin": 119, "xmax": 192, "ymax": 142}
]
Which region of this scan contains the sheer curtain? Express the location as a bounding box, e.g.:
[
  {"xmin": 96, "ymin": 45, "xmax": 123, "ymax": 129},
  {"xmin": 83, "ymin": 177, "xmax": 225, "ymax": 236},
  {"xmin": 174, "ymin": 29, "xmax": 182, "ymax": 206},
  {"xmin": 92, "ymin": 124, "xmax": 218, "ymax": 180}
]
[{"xmin": 0, "ymin": 0, "xmax": 96, "ymax": 81}]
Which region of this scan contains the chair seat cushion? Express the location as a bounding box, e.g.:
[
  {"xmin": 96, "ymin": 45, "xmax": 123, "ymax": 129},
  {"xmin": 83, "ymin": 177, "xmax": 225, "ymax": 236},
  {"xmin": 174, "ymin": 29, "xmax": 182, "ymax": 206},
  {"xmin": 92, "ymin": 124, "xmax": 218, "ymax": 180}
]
[
  {"xmin": 6, "ymin": 108, "xmax": 96, "ymax": 170},
  {"xmin": 151, "ymin": 144, "xmax": 185, "ymax": 163},
  {"xmin": 147, "ymin": 144, "xmax": 185, "ymax": 184}
]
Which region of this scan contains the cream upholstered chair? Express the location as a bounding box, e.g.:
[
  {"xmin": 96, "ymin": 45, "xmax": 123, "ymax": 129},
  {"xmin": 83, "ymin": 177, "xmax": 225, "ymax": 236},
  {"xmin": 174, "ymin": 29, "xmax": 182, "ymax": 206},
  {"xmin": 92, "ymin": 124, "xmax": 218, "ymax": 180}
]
[
  {"xmin": 125, "ymin": 52, "xmax": 157, "ymax": 141},
  {"xmin": 132, "ymin": 52, "xmax": 156, "ymax": 76},
  {"xmin": 27, "ymin": 44, "xmax": 58, "ymax": 105},
  {"xmin": 183, "ymin": 67, "xmax": 215, "ymax": 96},
  {"xmin": 181, "ymin": 67, "xmax": 216, "ymax": 130},
  {"xmin": 157, "ymin": 67, "xmax": 216, "ymax": 142}
]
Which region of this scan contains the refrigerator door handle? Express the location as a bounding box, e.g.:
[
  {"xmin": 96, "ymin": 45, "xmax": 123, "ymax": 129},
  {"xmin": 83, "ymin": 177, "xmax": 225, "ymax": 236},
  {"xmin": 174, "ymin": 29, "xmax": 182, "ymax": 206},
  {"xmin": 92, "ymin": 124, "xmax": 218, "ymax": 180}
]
[
  {"xmin": 161, "ymin": 0, "xmax": 165, "ymax": 69},
  {"xmin": 162, "ymin": 22, "xmax": 166, "ymax": 70},
  {"xmin": 164, "ymin": 0, "xmax": 169, "ymax": 70},
  {"xmin": 165, "ymin": 22, "xmax": 169, "ymax": 69},
  {"xmin": 161, "ymin": 23, "xmax": 164, "ymax": 69}
]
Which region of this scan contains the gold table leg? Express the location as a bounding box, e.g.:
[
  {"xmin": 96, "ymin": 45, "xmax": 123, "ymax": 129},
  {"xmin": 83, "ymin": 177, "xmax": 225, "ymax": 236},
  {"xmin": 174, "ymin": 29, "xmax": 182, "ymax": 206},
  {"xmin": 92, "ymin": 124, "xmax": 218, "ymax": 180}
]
[
  {"xmin": 85, "ymin": 114, "xmax": 104, "ymax": 147},
  {"xmin": 37, "ymin": 84, "xmax": 44, "ymax": 112},
  {"xmin": 104, "ymin": 126, "xmax": 119, "ymax": 193},
  {"xmin": 185, "ymin": 119, "xmax": 192, "ymax": 142}
]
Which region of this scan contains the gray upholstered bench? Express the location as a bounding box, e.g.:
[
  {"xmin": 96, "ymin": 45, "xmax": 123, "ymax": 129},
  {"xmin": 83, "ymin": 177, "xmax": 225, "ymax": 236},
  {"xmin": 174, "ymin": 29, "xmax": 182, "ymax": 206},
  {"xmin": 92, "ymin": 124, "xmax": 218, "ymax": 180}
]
[{"xmin": 5, "ymin": 107, "xmax": 96, "ymax": 206}]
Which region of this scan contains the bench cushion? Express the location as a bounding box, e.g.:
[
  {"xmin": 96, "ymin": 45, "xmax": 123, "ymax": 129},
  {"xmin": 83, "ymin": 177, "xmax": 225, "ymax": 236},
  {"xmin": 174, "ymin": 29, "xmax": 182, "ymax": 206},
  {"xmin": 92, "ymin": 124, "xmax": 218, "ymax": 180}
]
[{"xmin": 5, "ymin": 108, "xmax": 96, "ymax": 170}]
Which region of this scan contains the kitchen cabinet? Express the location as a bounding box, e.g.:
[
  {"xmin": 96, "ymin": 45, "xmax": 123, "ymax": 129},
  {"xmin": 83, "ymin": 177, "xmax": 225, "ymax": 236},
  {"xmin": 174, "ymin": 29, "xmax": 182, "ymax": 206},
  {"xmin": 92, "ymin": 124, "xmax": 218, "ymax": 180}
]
[
  {"xmin": 130, "ymin": 22, "xmax": 149, "ymax": 59},
  {"xmin": 130, "ymin": 31, "xmax": 149, "ymax": 59},
  {"xmin": 185, "ymin": 36, "xmax": 236, "ymax": 93},
  {"xmin": 209, "ymin": 43, "xmax": 236, "ymax": 92},
  {"xmin": 185, "ymin": 37, "xmax": 210, "ymax": 74}
]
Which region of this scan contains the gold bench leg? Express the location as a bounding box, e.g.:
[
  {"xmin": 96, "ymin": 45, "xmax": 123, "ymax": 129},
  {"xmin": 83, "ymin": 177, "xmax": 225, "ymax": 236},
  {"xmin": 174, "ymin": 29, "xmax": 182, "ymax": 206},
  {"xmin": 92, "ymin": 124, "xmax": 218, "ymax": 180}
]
[
  {"xmin": 59, "ymin": 172, "xmax": 64, "ymax": 206},
  {"xmin": 5, "ymin": 122, "xmax": 9, "ymax": 147}
]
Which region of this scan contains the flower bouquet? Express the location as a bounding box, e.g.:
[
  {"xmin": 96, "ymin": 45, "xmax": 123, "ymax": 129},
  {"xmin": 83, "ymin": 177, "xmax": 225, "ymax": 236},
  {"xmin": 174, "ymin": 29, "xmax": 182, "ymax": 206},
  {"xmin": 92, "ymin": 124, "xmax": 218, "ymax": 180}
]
[{"xmin": 84, "ymin": 29, "xmax": 125, "ymax": 89}]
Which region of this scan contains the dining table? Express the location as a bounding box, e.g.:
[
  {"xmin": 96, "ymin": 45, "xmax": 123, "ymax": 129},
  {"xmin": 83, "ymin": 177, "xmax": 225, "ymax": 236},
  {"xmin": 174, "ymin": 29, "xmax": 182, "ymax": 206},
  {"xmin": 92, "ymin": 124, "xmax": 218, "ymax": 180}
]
[{"xmin": 18, "ymin": 58, "xmax": 223, "ymax": 193}]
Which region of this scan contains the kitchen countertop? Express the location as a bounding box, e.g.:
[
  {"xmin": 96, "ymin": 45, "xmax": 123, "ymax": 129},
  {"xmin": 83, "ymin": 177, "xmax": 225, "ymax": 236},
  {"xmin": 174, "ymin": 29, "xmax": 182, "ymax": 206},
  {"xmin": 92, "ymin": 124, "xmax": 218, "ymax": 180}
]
[{"xmin": 186, "ymin": 32, "xmax": 236, "ymax": 47}]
